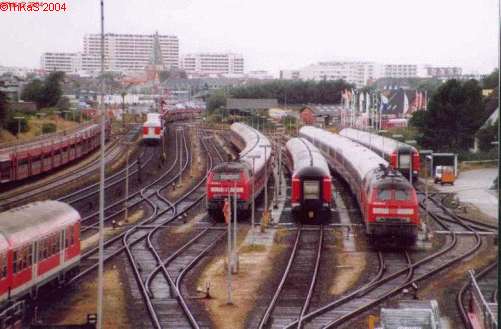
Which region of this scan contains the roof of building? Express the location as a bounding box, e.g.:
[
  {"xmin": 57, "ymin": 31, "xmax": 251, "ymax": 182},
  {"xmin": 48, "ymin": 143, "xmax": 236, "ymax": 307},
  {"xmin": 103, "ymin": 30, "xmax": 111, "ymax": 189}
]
[
  {"xmin": 227, "ymin": 98, "xmax": 278, "ymax": 111},
  {"xmin": 480, "ymin": 107, "xmax": 499, "ymax": 129},
  {"xmin": 301, "ymin": 104, "xmax": 341, "ymax": 116}
]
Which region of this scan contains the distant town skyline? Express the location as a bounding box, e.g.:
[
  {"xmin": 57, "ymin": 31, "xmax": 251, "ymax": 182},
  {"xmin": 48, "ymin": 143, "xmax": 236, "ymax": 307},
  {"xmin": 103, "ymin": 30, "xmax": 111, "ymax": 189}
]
[{"xmin": 0, "ymin": 0, "xmax": 498, "ymax": 75}]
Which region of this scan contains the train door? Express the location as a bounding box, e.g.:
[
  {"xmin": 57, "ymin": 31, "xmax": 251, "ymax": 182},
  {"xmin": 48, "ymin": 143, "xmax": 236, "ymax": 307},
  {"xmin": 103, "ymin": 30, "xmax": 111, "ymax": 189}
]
[
  {"xmin": 15, "ymin": 155, "xmax": 29, "ymax": 181},
  {"xmin": 0, "ymin": 156, "xmax": 12, "ymax": 183}
]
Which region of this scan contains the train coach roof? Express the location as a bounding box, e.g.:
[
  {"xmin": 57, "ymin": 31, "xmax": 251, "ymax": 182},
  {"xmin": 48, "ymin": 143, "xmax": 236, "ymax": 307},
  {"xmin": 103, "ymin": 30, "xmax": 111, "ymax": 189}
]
[
  {"xmin": 0, "ymin": 200, "xmax": 80, "ymax": 247},
  {"xmin": 286, "ymin": 138, "xmax": 330, "ymax": 177},
  {"xmin": 230, "ymin": 122, "xmax": 271, "ymax": 173},
  {"xmin": 0, "ymin": 123, "xmax": 100, "ymax": 156},
  {"xmin": 339, "ymin": 128, "xmax": 417, "ymax": 155},
  {"xmin": 299, "ymin": 126, "xmax": 388, "ymax": 180}
]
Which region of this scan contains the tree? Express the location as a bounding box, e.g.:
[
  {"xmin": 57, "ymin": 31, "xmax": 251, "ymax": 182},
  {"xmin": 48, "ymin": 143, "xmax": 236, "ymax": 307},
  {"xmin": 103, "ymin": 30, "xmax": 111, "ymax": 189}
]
[
  {"xmin": 207, "ymin": 91, "xmax": 227, "ymax": 114},
  {"xmin": 39, "ymin": 71, "xmax": 65, "ymax": 108},
  {"xmin": 229, "ymin": 80, "xmax": 353, "ymax": 104},
  {"xmin": 0, "ymin": 90, "xmax": 8, "ymax": 128},
  {"xmin": 56, "ymin": 96, "xmax": 71, "ymax": 112},
  {"xmin": 413, "ymin": 79, "xmax": 485, "ymax": 151},
  {"xmin": 482, "ymin": 69, "xmax": 498, "ymax": 89},
  {"xmin": 21, "ymin": 72, "xmax": 65, "ymax": 109},
  {"xmin": 21, "ymin": 79, "xmax": 44, "ymax": 104}
]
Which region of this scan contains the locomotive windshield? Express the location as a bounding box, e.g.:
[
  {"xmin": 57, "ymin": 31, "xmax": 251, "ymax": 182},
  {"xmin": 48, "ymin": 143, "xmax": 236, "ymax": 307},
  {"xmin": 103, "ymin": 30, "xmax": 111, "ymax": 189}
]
[
  {"xmin": 376, "ymin": 186, "xmax": 412, "ymax": 201},
  {"xmin": 212, "ymin": 162, "xmax": 248, "ymax": 181}
]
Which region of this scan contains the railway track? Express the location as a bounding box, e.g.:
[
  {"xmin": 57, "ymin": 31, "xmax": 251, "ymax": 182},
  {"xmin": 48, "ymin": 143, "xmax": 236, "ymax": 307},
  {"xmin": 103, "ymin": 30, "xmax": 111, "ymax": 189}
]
[
  {"xmin": 266, "ymin": 191, "xmax": 485, "ymax": 328},
  {"xmin": 257, "ymin": 226, "xmax": 324, "ymax": 329},
  {"xmin": 124, "ymin": 130, "xmax": 227, "ymax": 328},
  {"xmin": 0, "ymin": 126, "xmax": 140, "ymax": 210},
  {"xmin": 457, "ymin": 261, "xmax": 497, "ymax": 329}
]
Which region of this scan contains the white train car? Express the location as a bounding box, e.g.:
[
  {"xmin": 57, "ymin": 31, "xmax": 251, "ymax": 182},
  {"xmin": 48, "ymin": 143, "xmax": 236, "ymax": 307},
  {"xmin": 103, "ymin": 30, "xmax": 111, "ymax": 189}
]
[
  {"xmin": 0, "ymin": 201, "xmax": 81, "ymax": 304},
  {"xmin": 285, "ymin": 137, "xmax": 332, "ymax": 221},
  {"xmin": 142, "ymin": 113, "xmax": 163, "ymax": 144}
]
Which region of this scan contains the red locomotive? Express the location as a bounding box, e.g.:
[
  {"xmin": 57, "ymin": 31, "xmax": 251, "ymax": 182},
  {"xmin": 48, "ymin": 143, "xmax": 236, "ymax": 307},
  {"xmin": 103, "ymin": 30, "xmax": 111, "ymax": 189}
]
[
  {"xmin": 0, "ymin": 201, "xmax": 80, "ymax": 305},
  {"xmin": 339, "ymin": 128, "xmax": 420, "ymax": 180},
  {"xmin": 285, "ymin": 137, "xmax": 332, "ymax": 221},
  {"xmin": 0, "ymin": 122, "xmax": 110, "ymax": 184},
  {"xmin": 300, "ymin": 126, "xmax": 419, "ymax": 243},
  {"xmin": 206, "ymin": 122, "xmax": 272, "ymax": 217}
]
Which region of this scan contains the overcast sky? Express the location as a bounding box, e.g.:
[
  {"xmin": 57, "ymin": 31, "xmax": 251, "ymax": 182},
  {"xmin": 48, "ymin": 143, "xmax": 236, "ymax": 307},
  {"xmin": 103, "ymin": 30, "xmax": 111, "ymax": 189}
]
[{"xmin": 1, "ymin": 0, "xmax": 498, "ymax": 75}]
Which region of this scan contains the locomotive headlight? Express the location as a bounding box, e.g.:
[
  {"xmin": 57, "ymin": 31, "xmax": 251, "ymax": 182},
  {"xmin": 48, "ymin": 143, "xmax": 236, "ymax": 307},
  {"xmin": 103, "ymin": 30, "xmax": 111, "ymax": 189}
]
[
  {"xmin": 373, "ymin": 208, "xmax": 390, "ymax": 214},
  {"xmin": 396, "ymin": 208, "xmax": 414, "ymax": 215}
]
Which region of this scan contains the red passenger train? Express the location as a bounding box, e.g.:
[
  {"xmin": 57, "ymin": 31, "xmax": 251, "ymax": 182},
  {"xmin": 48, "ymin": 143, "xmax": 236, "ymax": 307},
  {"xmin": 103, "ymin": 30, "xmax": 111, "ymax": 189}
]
[
  {"xmin": 0, "ymin": 201, "xmax": 80, "ymax": 305},
  {"xmin": 300, "ymin": 126, "xmax": 419, "ymax": 243},
  {"xmin": 285, "ymin": 137, "xmax": 332, "ymax": 221},
  {"xmin": 0, "ymin": 122, "xmax": 110, "ymax": 184},
  {"xmin": 339, "ymin": 128, "xmax": 420, "ymax": 180},
  {"xmin": 206, "ymin": 122, "xmax": 272, "ymax": 217}
]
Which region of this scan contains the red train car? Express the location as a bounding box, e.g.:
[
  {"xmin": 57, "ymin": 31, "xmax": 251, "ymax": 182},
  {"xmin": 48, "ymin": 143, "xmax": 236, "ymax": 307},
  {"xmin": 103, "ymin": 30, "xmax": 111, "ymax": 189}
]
[
  {"xmin": 300, "ymin": 126, "xmax": 419, "ymax": 243},
  {"xmin": 206, "ymin": 122, "xmax": 272, "ymax": 216},
  {"xmin": 339, "ymin": 128, "xmax": 420, "ymax": 180},
  {"xmin": 0, "ymin": 122, "xmax": 110, "ymax": 184},
  {"xmin": 285, "ymin": 137, "xmax": 332, "ymax": 221},
  {"xmin": 0, "ymin": 201, "xmax": 80, "ymax": 305}
]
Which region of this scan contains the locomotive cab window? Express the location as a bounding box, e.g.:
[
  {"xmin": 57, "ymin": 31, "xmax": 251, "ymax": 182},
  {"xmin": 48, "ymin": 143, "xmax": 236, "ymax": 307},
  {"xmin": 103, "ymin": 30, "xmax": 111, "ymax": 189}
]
[
  {"xmin": 395, "ymin": 188, "xmax": 411, "ymax": 201},
  {"xmin": 377, "ymin": 189, "xmax": 391, "ymax": 201}
]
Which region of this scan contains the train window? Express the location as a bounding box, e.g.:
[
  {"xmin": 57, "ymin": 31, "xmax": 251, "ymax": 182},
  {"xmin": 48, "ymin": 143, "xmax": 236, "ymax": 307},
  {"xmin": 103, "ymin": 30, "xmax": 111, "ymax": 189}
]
[
  {"xmin": 377, "ymin": 189, "xmax": 391, "ymax": 201},
  {"xmin": 18, "ymin": 159, "xmax": 28, "ymax": 167},
  {"xmin": 0, "ymin": 160, "xmax": 10, "ymax": 179},
  {"xmin": 395, "ymin": 189, "xmax": 410, "ymax": 201},
  {"xmin": 303, "ymin": 180, "xmax": 320, "ymax": 200},
  {"xmin": 13, "ymin": 251, "xmax": 17, "ymax": 273}
]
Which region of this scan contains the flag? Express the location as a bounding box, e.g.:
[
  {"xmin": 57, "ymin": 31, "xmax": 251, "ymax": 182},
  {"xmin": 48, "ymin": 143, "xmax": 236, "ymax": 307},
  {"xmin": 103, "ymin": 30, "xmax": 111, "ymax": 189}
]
[
  {"xmin": 403, "ymin": 92, "xmax": 409, "ymax": 114},
  {"xmin": 365, "ymin": 92, "xmax": 370, "ymax": 113}
]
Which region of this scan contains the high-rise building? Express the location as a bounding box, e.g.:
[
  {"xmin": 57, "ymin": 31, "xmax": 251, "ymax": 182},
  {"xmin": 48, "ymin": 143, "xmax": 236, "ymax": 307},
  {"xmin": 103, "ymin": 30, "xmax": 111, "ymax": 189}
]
[
  {"xmin": 41, "ymin": 32, "xmax": 179, "ymax": 75},
  {"xmin": 40, "ymin": 52, "xmax": 82, "ymax": 73},
  {"xmin": 280, "ymin": 61, "xmax": 381, "ymax": 87},
  {"xmin": 83, "ymin": 33, "xmax": 179, "ymax": 72},
  {"xmin": 180, "ymin": 53, "xmax": 244, "ymax": 76},
  {"xmin": 382, "ymin": 64, "xmax": 418, "ymax": 78}
]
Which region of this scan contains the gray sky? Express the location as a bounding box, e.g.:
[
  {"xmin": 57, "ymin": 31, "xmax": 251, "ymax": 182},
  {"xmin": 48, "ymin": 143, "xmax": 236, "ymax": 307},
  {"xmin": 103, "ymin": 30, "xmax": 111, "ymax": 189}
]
[{"xmin": 1, "ymin": 0, "xmax": 498, "ymax": 74}]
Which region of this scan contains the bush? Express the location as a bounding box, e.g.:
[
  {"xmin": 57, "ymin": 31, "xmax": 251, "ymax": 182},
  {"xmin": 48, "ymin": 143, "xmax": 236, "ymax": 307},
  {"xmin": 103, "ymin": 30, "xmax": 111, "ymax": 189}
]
[{"xmin": 42, "ymin": 122, "xmax": 57, "ymax": 134}]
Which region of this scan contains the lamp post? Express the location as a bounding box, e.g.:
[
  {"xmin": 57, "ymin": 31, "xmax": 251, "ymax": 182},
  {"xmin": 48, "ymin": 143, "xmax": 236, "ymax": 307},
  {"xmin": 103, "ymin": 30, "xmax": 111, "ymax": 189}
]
[
  {"xmin": 123, "ymin": 140, "xmax": 134, "ymax": 223},
  {"xmin": 260, "ymin": 144, "xmax": 272, "ymax": 229},
  {"xmin": 96, "ymin": 1, "xmax": 106, "ymax": 328},
  {"xmin": 13, "ymin": 116, "xmax": 24, "ymax": 148},
  {"xmin": 248, "ymin": 155, "xmax": 259, "ymax": 245},
  {"xmin": 406, "ymin": 139, "xmax": 417, "ymax": 182},
  {"xmin": 177, "ymin": 127, "xmax": 184, "ymax": 186}
]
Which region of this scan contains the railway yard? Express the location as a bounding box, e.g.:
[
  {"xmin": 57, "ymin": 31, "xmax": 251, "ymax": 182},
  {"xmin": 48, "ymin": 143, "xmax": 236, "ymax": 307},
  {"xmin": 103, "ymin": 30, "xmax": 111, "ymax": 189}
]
[{"xmin": 0, "ymin": 115, "xmax": 497, "ymax": 329}]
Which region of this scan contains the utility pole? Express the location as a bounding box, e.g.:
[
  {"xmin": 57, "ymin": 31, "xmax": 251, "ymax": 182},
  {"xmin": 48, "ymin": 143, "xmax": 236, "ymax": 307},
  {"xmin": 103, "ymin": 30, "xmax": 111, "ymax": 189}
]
[
  {"xmin": 224, "ymin": 195, "xmax": 233, "ymax": 305},
  {"xmin": 232, "ymin": 181, "xmax": 238, "ymax": 273},
  {"xmin": 96, "ymin": 1, "xmax": 106, "ymax": 328}
]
